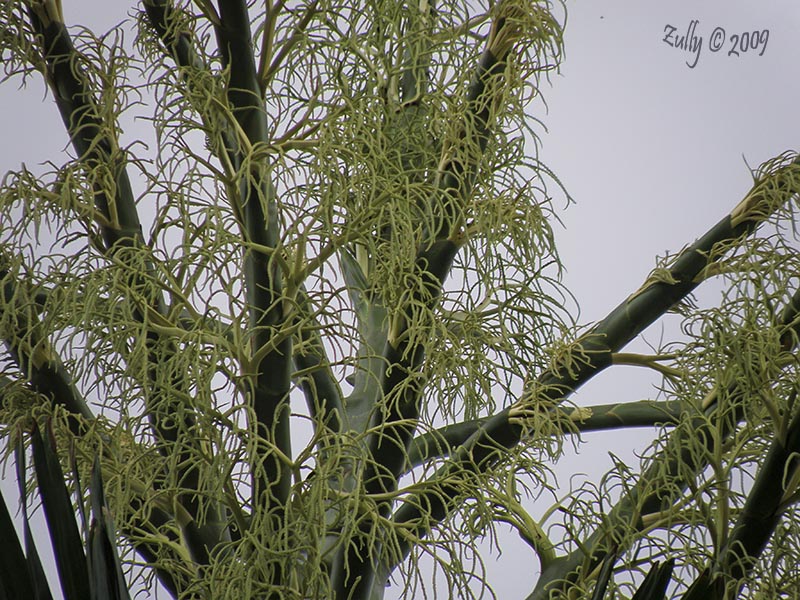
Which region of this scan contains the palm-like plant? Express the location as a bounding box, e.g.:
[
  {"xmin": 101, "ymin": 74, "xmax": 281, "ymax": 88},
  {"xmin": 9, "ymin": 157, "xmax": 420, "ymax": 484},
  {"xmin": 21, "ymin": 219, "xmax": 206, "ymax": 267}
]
[{"xmin": 2, "ymin": 1, "xmax": 800, "ymax": 599}]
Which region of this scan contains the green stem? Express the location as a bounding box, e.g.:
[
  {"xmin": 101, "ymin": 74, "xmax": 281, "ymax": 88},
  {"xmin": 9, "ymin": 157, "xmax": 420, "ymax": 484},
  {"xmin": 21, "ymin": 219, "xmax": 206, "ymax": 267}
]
[
  {"xmin": 217, "ymin": 0, "xmax": 292, "ymax": 540},
  {"xmin": 529, "ymin": 283, "xmax": 800, "ymax": 600},
  {"xmin": 1, "ymin": 265, "xmax": 95, "ymax": 433},
  {"xmin": 406, "ymin": 400, "xmax": 683, "ymax": 470},
  {"xmin": 682, "ymin": 392, "xmax": 800, "ymax": 600},
  {"xmin": 334, "ymin": 7, "xmax": 546, "ymax": 597},
  {"xmin": 386, "ymin": 156, "xmax": 800, "ymax": 592},
  {"xmin": 294, "ymin": 290, "xmax": 344, "ymax": 435},
  {"xmin": 29, "ymin": 4, "xmax": 220, "ymax": 571}
]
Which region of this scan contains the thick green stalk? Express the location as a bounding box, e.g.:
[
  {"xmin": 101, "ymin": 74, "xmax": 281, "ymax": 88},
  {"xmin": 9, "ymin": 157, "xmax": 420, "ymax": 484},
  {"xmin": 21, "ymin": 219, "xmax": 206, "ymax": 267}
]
[
  {"xmin": 363, "ymin": 239, "xmax": 460, "ymax": 493},
  {"xmin": 143, "ymin": 0, "xmax": 242, "ymax": 179},
  {"xmin": 364, "ymin": 0, "xmax": 535, "ymax": 502},
  {"xmin": 28, "ymin": 4, "xmax": 176, "ymax": 447},
  {"xmin": 386, "ymin": 156, "xmax": 800, "ymax": 590},
  {"xmin": 27, "ymin": 4, "xmax": 222, "ymax": 570},
  {"xmin": 294, "ymin": 299, "xmax": 344, "ymax": 436},
  {"xmin": 528, "ymin": 232, "xmax": 800, "ymax": 600},
  {"xmin": 334, "ymin": 6, "xmax": 538, "ymax": 597},
  {"xmin": 216, "ymin": 0, "xmax": 292, "ymax": 529},
  {"xmin": 398, "ymin": 0, "xmax": 433, "ymax": 103},
  {"xmin": 1, "ymin": 266, "xmax": 95, "ymax": 433},
  {"xmin": 340, "ymin": 246, "xmax": 390, "ymax": 432},
  {"xmin": 682, "ymin": 370, "xmax": 800, "ymax": 597},
  {"xmin": 406, "ymin": 399, "xmax": 683, "ymax": 470}
]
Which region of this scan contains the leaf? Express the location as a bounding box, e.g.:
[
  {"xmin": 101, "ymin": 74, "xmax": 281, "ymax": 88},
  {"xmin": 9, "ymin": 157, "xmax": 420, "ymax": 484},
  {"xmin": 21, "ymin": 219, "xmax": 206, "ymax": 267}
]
[
  {"xmin": 31, "ymin": 422, "xmax": 91, "ymax": 600},
  {"xmin": 590, "ymin": 550, "xmax": 616, "ymax": 600},
  {"xmin": 630, "ymin": 558, "xmax": 675, "ymax": 600},
  {"xmin": 0, "ymin": 479, "xmax": 37, "ymax": 600},
  {"xmin": 87, "ymin": 456, "xmax": 132, "ymax": 600},
  {"xmin": 15, "ymin": 430, "xmax": 53, "ymax": 600}
]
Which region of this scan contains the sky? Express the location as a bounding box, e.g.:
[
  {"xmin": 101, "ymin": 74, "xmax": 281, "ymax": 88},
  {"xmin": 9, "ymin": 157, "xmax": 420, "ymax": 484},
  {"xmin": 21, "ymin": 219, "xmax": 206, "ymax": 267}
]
[
  {"xmin": 543, "ymin": 0, "xmax": 800, "ymax": 480},
  {"xmin": 1, "ymin": 1, "xmax": 800, "ymax": 599},
  {"xmin": 478, "ymin": 1, "xmax": 800, "ymax": 597}
]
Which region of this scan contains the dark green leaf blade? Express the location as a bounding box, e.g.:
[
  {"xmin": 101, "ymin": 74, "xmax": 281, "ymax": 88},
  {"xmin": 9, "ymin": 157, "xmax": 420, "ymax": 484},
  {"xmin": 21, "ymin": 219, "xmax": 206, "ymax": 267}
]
[
  {"xmin": 15, "ymin": 430, "xmax": 53, "ymax": 600},
  {"xmin": 88, "ymin": 456, "xmax": 131, "ymax": 600},
  {"xmin": 631, "ymin": 559, "xmax": 675, "ymax": 600},
  {"xmin": 0, "ymin": 485, "xmax": 37, "ymax": 600},
  {"xmin": 31, "ymin": 423, "xmax": 90, "ymax": 600}
]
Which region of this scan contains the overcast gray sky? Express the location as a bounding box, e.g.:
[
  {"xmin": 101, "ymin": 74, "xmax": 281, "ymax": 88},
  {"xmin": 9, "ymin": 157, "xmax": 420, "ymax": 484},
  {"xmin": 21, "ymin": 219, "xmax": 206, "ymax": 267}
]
[
  {"xmin": 472, "ymin": 1, "xmax": 800, "ymax": 597},
  {"xmin": 2, "ymin": 1, "xmax": 800, "ymax": 598}
]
